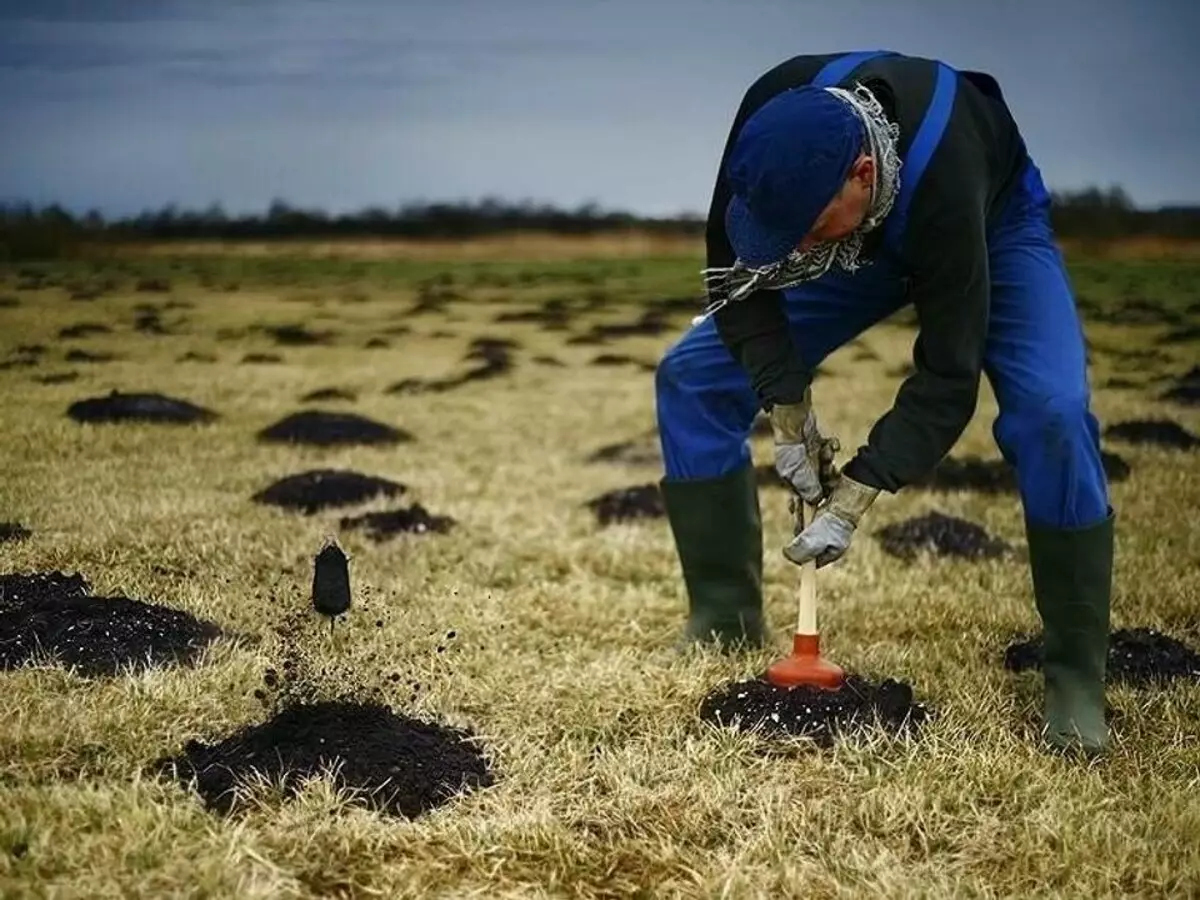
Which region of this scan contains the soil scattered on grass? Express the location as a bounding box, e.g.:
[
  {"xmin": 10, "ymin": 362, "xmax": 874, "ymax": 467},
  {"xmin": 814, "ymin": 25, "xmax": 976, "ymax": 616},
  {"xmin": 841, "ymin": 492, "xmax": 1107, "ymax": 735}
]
[
  {"xmin": 494, "ymin": 300, "xmax": 574, "ymax": 331},
  {"xmin": 251, "ymin": 469, "xmax": 407, "ymax": 515},
  {"xmin": 0, "ymin": 571, "xmax": 221, "ymax": 677},
  {"xmin": 0, "ymin": 522, "xmax": 31, "ymax": 543},
  {"xmin": 699, "ymin": 675, "xmax": 930, "ymax": 747},
  {"xmin": 914, "ymin": 451, "xmax": 1132, "ymax": 493},
  {"xmin": 874, "ymin": 512, "xmax": 1013, "ymax": 561},
  {"xmin": 1104, "ymin": 418, "xmax": 1200, "ymax": 450},
  {"xmin": 1004, "ymin": 627, "xmax": 1200, "ymax": 685},
  {"xmin": 67, "ymin": 390, "xmax": 219, "ymax": 425},
  {"xmin": 586, "ymin": 484, "xmax": 665, "ymax": 525},
  {"xmin": 1159, "ymin": 366, "xmax": 1200, "ymax": 407},
  {"xmin": 58, "ymin": 322, "xmax": 112, "ymax": 339},
  {"xmin": 157, "ymin": 700, "xmax": 494, "ymax": 819},
  {"xmin": 257, "ymin": 410, "xmax": 412, "ymax": 447},
  {"xmin": 299, "ymin": 387, "xmax": 357, "ymax": 403},
  {"xmin": 340, "ymin": 504, "xmax": 456, "ymax": 541}
]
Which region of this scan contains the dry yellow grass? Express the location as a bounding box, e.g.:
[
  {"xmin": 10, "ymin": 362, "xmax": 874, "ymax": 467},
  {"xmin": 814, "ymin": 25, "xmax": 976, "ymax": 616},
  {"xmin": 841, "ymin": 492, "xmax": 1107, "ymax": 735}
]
[{"xmin": 0, "ymin": 251, "xmax": 1198, "ymax": 899}]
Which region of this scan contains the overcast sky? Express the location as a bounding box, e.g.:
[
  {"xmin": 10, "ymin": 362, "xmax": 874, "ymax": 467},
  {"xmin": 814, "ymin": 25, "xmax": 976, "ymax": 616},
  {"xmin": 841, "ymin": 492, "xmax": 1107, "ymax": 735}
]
[{"xmin": 1, "ymin": 0, "xmax": 1197, "ymax": 217}]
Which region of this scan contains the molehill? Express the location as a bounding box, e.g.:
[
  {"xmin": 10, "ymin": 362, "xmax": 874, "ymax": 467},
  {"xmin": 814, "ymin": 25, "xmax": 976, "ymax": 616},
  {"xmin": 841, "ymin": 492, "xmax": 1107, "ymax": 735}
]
[
  {"xmin": 700, "ymin": 675, "xmax": 930, "ymax": 747},
  {"xmin": 0, "ymin": 571, "xmax": 221, "ymax": 677},
  {"xmin": 257, "ymin": 410, "xmax": 412, "ymax": 447},
  {"xmin": 874, "ymin": 512, "xmax": 1013, "ymax": 561},
  {"xmin": 67, "ymin": 390, "xmax": 219, "ymax": 425},
  {"xmin": 1005, "ymin": 627, "xmax": 1200, "ymax": 685},
  {"xmin": 157, "ymin": 700, "xmax": 494, "ymax": 819}
]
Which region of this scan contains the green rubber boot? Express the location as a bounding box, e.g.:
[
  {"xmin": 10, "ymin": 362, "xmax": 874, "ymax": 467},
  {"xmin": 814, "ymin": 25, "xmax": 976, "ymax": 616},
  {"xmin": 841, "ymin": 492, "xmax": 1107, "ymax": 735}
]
[
  {"xmin": 1027, "ymin": 510, "xmax": 1115, "ymax": 756},
  {"xmin": 661, "ymin": 462, "xmax": 768, "ymax": 650}
]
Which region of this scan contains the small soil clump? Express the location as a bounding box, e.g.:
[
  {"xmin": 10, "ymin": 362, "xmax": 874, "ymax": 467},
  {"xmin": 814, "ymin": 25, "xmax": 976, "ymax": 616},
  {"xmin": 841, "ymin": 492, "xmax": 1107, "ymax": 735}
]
[
  {"xmin": 63, "ymin": 348, "xmax": 117, "ymax": 364},
  {"xmin": 257, "ymin": 410, "xmax": 412, "ymax": 447},
  {"xmin": 311, "ymin": 541, "xmax": 351, "ymax": 621},
  {"xmin": 1005, "ymin": 627, "xmax": 1200, "ymax": 685},
  {"xmin": 1159, "ymin": 366, "xmax": 1200, "ymax": 407},
  {"xmin": 156, "ymin": 700, "xmax": 494, "ymax": 818},
  {"xmin": 300, "ymin": 387, "xmax": 357, "ymax": 403},
  {"xmin": 0, "ymin": 522, "xmax": 31, "ymax": 543},
  {"xmin": 58, "ymin": 323, "xmax": 112, "ymax": 339},
  {"xmin": 699, "ymin": 675, "xmax": 930, "ymax": 748},
  {"xmin": 1104, "ymin": 418, "xmax": 1199, "ymax": 450},
  {"xmin": 586, "ymin": 484, "xmax": 665, "ymax": 525},
  {"xmin": 0, "ymin": 571, "xmax": 221, "ymax": 677},
  {"xmin": 251, "ymin": 469, "xmax": 407, "ymax": 515},
  {"xmin": 67, "ymin": 390, "xmax": 218, "ymax": 425},
  {"xmin": 874, "ymin": 512, "xmax": 1012, "ymax": 561},
  {"xmin": 340, "ymin": 504, "xmax": 456, "ymax": 541}
]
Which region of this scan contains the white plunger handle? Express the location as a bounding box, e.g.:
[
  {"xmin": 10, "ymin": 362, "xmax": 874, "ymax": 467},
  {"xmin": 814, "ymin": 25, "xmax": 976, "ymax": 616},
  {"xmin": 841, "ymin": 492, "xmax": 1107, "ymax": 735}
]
[{"xmin": 796, "ymin": 500, "xmax": 818, "ymax": 636}]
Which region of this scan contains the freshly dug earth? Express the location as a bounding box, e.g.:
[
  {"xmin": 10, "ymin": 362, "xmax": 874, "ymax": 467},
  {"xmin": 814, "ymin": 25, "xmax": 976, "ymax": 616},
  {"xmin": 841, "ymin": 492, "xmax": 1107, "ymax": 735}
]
[
  {"xmin": 699, "ymin": 675, "xmax": 930, "ymax": 748},
  {"xmin": 299, "ymin": 387, "xmax": 357, "ymax": 403},
  {"xmin": 156, "ymin": 700, "xmax": 494, "ymax": 819},
  {"xmin": 67, "ymin": 390, "xmax": 219, "ymax": 425},
  {"xmin": 874, "ymin": 512, "xmax": 1013, "ymax": 561},
  {"xmin": 1105, "ymin": 418, "xmax": 1200, "ymax": 449},
  {"xmin": 251, "ymin": 469, "xmax": 407, "ymax": 515},
  {"xmin": 340, "ymin": 504, "xmax": 456, "ymax": 541},
  {"xmin": 0, "ymin": 572, "xmax": 221, "ymax": 677},
  {"xmin": 1159, "ymin": 365, "xmax": 1200, "ymax": 407},
  {"xmin": 915, "ymin": 451, "xmax": 1132, "ymax": 493},
  {"xmin": 585, "ymin": 484, "xmax": 665, "ymax": 525},
  {"xmin": 257, "ymin": 410, "xmax": 413, "ymax": 447},
  {"xmin": 1005, "ymin": 627, "xmax": 1200, "ymax": 685},
  {"xmin": 0, "ymin": 522, "xmax": 31, "ymax": 543}
]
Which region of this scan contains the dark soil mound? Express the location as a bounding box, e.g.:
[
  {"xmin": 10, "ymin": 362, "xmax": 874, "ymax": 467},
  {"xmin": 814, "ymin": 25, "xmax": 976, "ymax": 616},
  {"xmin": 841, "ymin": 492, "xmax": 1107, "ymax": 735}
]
[
  {"xmin": 585, "ymin": 440, "xmax": 661, "ymax": 466},
  {"xmin": 1159, "ymin": 366, "xmax": 1200, "ymax": 407},
  {"xmin": 586, "ymin": 484, "xmax": 664, "ymax": 525},
  {"xmin": 699, "ymin": 675, "xmax": 930, "ymax": 747},
  {"xmin": 67, "ymin": 390, "xmax": 219, "ymax": 425},
  {"xmin": 242, "ymin": 352, "xmax": 283, "ymax": 364},
  {"xmin": 178, "ymin": 352, "xmax": 217, "ymax": 363},
  {"xmin": 64, "ymin": 349, "xmax": 116, "ymax": 363},
  {"xmin": 340, "ymin": 504, "xmax": 456, "ymax": 541},
  {"xmin": 387, "ymin": 339, "xmax": 514, "ymax": 394},
  {"xmin": 0, "ymin": 571, "xmax": 221, "ymax": 677},
  {"xmin": 590, "ymin": 353, "xmax": 656, "ymax": 371},
  {"xmin": 1004, "ymin": 627, "xmax": 1200, "ymax": 685},
  {"xmin": 533, "ymin": 355, "xmax": 565, "ymax": 367},
  {"xmin": 364, "ymin": 338, "xmax": 390, "ymax": 349},
  {"xmin": 1104, "ymin": 418, "xmax": 1199, "ymax": 450},
  {"xmin": 260, "ymin": 324, "xmax": 335, "ymax": 346},
  {"xmin": 251, "ymin": 469, "xmax": 407, "ymax": 515},
  {"xmin": 58, "ymin": 322, "xmax": 112, "ymax": 339},
  {"xmin": 494, "ymin": 300, "xmax": 574, "ymax": 330},
  {"xmin": 300, "ymin": 387, "xmax": 357, "ymax": 403},
  {"xmin": 35, "ymin": 372, "xmax": 79, "ymax": 384},
  {"xmin": 257, "ymin": 410, "xmax": 412, "ymax": 447},
  {"xmin": 0, "ymin": 522, "xmax": 31, "ymax": 542},
  {"xmin": 874, "ymin": 512, "xmax": 1012, "ymax": 561},
  {"xmin": 157, "ymin": 700, "xmax": 493, "ymax": 818},
  {"xmin": 915, "ymin": 451, "xmax": 1132, "ymax": 493}
]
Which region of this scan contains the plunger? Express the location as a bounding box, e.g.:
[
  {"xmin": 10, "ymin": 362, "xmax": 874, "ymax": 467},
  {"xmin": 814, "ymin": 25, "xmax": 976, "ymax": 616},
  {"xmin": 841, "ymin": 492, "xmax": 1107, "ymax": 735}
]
[{"xmin": 765, "ymin": 497, "xmax": 846, "ymax": 690}]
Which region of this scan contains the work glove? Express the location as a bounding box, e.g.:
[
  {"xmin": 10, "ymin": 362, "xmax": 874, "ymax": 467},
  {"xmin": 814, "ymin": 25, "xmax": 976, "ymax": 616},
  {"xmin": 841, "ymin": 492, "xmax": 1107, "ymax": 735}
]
[
  {"xmin": 769, "ymin": 388, "xmax": 841, "ymax": 504},
  {"xmin": 783, "ymin": 473, "xmax": 880, "ymax": 569}
]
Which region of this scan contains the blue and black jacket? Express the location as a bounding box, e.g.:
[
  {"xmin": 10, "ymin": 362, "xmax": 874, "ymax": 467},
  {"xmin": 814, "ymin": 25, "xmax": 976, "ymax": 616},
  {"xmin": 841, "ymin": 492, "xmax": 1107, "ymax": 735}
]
[{"xmin": 706, "ymin": 51, "xmax": 1030, "ymax": 492}]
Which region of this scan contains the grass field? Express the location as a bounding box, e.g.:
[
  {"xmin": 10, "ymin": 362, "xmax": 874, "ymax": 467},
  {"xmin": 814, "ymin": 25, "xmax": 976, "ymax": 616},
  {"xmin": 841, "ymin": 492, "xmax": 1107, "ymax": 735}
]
[{"xmin": 1, "ymin": 242, "xmax": 1199, "ymax": 898}]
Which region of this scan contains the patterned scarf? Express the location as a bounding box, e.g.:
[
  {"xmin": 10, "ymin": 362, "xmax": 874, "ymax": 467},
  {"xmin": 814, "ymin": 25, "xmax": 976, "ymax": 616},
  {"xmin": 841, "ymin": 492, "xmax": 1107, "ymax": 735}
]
[{"xmin": 693, "ymin": 82, "xmax": 902, "ymax": 325}]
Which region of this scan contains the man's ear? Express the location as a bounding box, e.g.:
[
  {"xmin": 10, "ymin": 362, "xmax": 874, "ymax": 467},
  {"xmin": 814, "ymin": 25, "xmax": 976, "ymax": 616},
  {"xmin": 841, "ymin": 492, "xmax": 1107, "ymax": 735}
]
[{"xmin": 851, "ymin": 153, "xmax": 875, "ymax": 186}]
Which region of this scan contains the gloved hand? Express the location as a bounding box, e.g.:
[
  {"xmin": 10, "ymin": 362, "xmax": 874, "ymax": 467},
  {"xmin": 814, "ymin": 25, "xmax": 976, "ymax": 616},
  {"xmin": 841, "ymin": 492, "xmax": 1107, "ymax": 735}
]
[
  {"xmin": 769, "ymin": 389, "xmax": 840, "ymax": 504},
  {"xmin": 783, "ymin": 473, "xmax": 880, "ymax": 568}
]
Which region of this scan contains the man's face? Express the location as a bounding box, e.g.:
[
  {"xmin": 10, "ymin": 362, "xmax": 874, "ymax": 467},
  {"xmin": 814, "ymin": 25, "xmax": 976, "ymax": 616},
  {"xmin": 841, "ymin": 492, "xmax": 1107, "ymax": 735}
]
[{"xmin": 795, "ymin": 154, "xmax": 875, "ymax": 253}]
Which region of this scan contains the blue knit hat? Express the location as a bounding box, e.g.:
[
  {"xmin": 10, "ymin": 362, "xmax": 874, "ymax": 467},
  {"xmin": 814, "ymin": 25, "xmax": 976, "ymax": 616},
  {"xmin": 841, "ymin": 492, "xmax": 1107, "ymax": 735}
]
[{"xmin": 725, "ymin": 86, "xmax": 865, "ymax": 267}]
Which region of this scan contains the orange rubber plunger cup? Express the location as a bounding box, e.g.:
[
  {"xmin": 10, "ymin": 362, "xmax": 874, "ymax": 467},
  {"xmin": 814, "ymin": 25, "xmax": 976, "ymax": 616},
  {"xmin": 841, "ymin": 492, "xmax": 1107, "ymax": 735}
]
[{"xmin": 764, "ymin": 499, "xmax": 846, "ymax": 690}]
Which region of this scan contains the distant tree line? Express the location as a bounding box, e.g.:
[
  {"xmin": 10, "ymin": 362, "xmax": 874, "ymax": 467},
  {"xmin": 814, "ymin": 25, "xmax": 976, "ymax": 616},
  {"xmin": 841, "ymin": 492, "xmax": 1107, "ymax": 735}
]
[{"xmin": 1, "ymin": 187, "xmax": 1197, "ymax": 260}]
